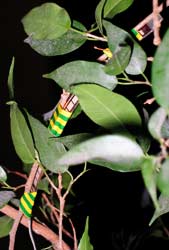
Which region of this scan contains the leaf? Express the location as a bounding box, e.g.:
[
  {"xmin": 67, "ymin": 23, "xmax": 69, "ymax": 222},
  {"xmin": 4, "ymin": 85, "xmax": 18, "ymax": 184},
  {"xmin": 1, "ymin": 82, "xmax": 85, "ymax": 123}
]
[
  {"xmin": 157, "ymin": 158, "xmax": 169, "ymax": 196},
  {"xmin": 104, "ymin": 0, "xmax": 134, "ymax": 19},
  {"xmin": 24, "ymin": 20, "xmax": 87, "ymax": 56},
  {"xmin": 10, "ymin": 103, "xmax": 35, "ymax": 164},
  {"xmin": 22, "ymin": 3, "xmax": 71, "ymax": 40},
  {"xmin": 54, "ymin": 133, "xmax": 93, "ymax": 149},
  {"xmin": 103, "ymin": 20, "xmax": 129, "ymax": 53},
  {"xmin": 149, "ymin": 194, "xmax": 169, "ymax": 225},
  {"xmin": 7, "ymin": 57, "xmax": 15, "ymax": 100},
  {"xmin": 141, "ymin": 157, "xmax": 159, "ymax": 210},
  {"xmin": 0, "ymin": 191, "xmax": 15, "ymax": 208},
  {"xmin": 56, "ymin": 135, "xmax": 144, "ymax": 172},
  {"xmin": 37, "ymin": 177, "xmax": 50, "ymax": 194},
  {"xmin": 125, "ymin": 42, "xmax": 147, "ymax": 75},
  {"xmin": 148, "ymin": 107, "xmax": 167, "ymax": 141},
  {"xmin": 151, "ymin": 28, "xmax": 169, "ymax": 109},
  {"xmin": 0, "ymin": 166, "xmax": 7, "ymax": 182},
  {"xmin": 104, "ymin": 45, "xmax": 131, "ymax": 75},
  {"xmin": 78, "ymin": 217, "xmax": 93, "ymax": 250},
  {"xmin": 72, "ymin": 84, "xmax": 142, "ymax": 134},
  {"xmin": 161, "ymin": 117, "xmax": 169, "ymax": 139},
  {"xmin": 44, "ymin": 61, "xmax": 117, "ymax": 91},
  {"xmin": 103, "ymin": 20, "xmax": 147, "ymax": 75},
  {"xmin": 95, "ymin": 0, "xmax": 106, "ymax": 34},
  {"xmin": 70, "ymin": 104, "xmax": 82, "ymax": 119},
  {"xmin": 27, "ymin": 112, "xmax": 68, "ymax": 173},
  {"xmin": 0, "ymin": 216, "xmax": 13, "ymax": 238}
]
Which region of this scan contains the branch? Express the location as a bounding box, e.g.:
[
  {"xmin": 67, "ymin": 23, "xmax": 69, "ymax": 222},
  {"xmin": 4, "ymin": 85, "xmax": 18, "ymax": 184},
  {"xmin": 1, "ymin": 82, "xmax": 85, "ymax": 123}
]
[
  {"xmin": 153, "ymin": 0, "xmax": 162, "ymax": 45},
  {"xmin": 0, "ymin": 205, "xmax": 70, "ymax": 250}
]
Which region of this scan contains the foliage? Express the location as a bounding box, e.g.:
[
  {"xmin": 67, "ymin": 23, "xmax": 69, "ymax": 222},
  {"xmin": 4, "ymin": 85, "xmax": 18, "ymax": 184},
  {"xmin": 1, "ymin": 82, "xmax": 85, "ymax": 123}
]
[{"xmin": 1, "ymin": 1, "xmax": 169, "ymax": 249}]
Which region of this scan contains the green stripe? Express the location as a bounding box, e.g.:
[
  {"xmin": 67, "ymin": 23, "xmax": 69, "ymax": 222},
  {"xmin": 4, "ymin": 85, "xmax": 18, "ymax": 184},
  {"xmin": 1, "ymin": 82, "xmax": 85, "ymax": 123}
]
[
  {"xmin": 131, "ymin": 28, "xmax": 138, "ymax": 36},
  {"xmin": 58, "ymin": 112, "xmax": 70, "ymax": 121},
  {"xmin": 29, "ymin": 192, "xmax": 36, "ymax": 201},
  {"xmin": 53, "ymin": 120, "xmax": 65, "ymax": 130},
  {"xmin": 48, "ymin": 125, "xmax": 61, "ymax": 137},
  {"xmin": 23, "ymin": 194, "xmax": 33, "ymax": 210},
  {"xmin": 20, "ymin": 202, "xmax": 31, "ymax": 218}
]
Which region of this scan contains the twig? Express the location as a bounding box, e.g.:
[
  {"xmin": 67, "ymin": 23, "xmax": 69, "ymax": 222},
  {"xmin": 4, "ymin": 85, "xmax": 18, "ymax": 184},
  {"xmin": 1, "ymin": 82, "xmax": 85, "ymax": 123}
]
[
  {"xmin": 0, "ymin": 205, "xmax": 70, "ymax": 250},
  {"xmin": 9, "ymin": 162, "xmax": 41, "ymax": 250},
  {"xmin": 153, "ymin": 0, "xmax": 162, "ymax": 45},
  {"xmin": 42, "ymin": 193, "xmax": 73, "ymax": 239},
  {"xmin": 68, "ymin": 218, "xmax": 78, "ymax": 250},
  {"xmin": 143, "ymin": 97, "xmax": 155, "ymax": 105}
]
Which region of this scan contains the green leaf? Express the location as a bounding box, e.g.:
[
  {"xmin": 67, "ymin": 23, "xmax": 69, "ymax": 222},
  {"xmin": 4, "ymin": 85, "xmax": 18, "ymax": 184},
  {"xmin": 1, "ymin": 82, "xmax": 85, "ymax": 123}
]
[
  {"xmin": 103, "ymin": 20, "xmax": 147, "ymax": 75},
  {"xmin": 70, "ymin": 104, "xmax": 82, "ymax": 119},
  {"xmin": 95, "ymin": 0, "xmax": 106, "ymax": 34},
  {"xmin": 56, "ymin": 135, "xmax": 144, "ymax": 172},
  {"xmin": 54, "ymin": 133, "xmax": 93, "ymax": 149},
  {"xmin": 0, "ymin": 216, "xmax": 14, "ymax": 238},
  {"xmin": 157, "ymin": 158, "xmax": 169, "ymax": 196},
  {"xmin": 78, "ymin": 217, "xmax": 93, "ymax": 250},
  {"xmin": 148, "ymin": 107, "xmax": 167, "ymax": 141},
  {"xmin": 10, "ymin": 103, "xmax": 35, "ymax": 164},
  {"xmin": 161, "ymin": 117, "xmax": 169, "ymax": 139},
  {"xmin": 0, "ymin": 191, "xmax": 15, "ymax": 208},
  {"xmin": 125, "ymin": 42, "xmax": 147, "ymax": 75},
  {"xmin": 149, "ymin": 194, "xmax": 169, "ymax": 225},
  {"xmin": 72, "ymin": 84, "xmax": 142, "ymax": 134},
  {"xmin": 104, "ymin": 0, "xmax": 134, "ymax": 18},
  {"xmin": 0, "ymin": 166, "xmax": 7, "ymax": 183},
  {"xmin": 24, "ymin": 20, "xmax": 87, "ymax": 56},
  {"xmin": 104, "ymin": 45, "xmax": 131, "ymax": 75},
  {"xmin": 44, "ymin": 61, "xmax": 117, "ymax": 91},
  {"xmin": 27, "ymin": 112, "xmax": 68, "ymax": 173},
  {"xmin": 37, "ymin": 177, "xmax": 50, "ymax": 194},
  {"xmin": 141, "ymin": 157, "xmax": 159, "ymax": 210},
  {"xmin": 22, "ymin": 3, "xmax": 71, "ymax": 40},
  {"xmin": 103, "ymin": 20, "xmax": 129, "ymax": 53},
  {"xmin": 7, "ymin": 57, "xmax": 15, "ymax": 100},
  {"xmin": 151, "ymin": 28, "xmax": 169, "ymax": 109}
]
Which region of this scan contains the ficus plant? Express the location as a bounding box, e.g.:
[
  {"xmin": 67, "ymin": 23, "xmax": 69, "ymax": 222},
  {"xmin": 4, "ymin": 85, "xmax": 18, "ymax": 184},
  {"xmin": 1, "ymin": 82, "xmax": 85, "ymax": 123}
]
[{"xmin": 1, "ymin": 0, "xmax": 169, "ymax": 249}]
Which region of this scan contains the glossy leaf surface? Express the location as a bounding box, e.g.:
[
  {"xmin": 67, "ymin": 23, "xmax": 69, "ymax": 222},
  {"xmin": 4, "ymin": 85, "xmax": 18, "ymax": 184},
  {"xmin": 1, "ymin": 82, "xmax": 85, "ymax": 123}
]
[
  {"xmin": 10, "ymin": 103, "xmax": 35, "ymax": 164},
  {"xmin": 22, "ymin": 3, "xmax": 71, "ymax": 40},
  {"xmin": 44, "ymin": 61, "xmax": 117, "ymax": 91},
  {"xmin": 56, "ymin": 135, "xmax": 144, "ymax": 172},
  {"xmin": 78, "ymin": 217, "xmax": 93, "ymax": 250},
  {"xmin": 24, "ymin": 20, "xmax": 87, "ymax": 56},
  {"xmin": 104, "ymin": 0, "xmax": 134, "ymax": 18},
  {"xmin": 27, "ymin": 112, "xmax": 68, "ymax": 173},
  {"xmin": 0, "ymin": 191, "xmax": 15, "ymax": 208},
  {"xmin": 0, "ymin": 216, "xmax": 13, "ymax": 238},
  {"xmin": 72, "ymin": 84, "xmax": 141, "ymax": 133},
  {"xmin": 152, "ymin": 29, "xmax": 169, "ymax": 109}
]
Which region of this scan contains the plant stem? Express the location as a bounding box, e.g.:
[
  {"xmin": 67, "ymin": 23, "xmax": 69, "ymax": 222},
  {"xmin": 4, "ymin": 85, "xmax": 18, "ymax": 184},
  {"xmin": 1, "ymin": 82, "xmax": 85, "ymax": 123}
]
[{"xmin": 70, "ymin": 27, "xmax": 107, "ymax": 41}]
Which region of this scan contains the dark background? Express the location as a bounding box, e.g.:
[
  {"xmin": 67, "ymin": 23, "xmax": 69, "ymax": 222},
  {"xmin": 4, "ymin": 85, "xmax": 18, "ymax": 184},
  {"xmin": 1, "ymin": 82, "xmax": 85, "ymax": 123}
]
[{"xmin": 0, "ymin": 0, "xmax": 169, "ymax": 249}]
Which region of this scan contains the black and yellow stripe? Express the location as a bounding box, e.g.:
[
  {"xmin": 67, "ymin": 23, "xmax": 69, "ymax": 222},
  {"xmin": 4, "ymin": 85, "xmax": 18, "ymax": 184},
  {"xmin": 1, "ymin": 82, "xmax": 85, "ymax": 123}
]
[
  {"xmin": 20, "ymin": 192, "xmax": 37, "ymax": 218},
  {"xmin": 48, "ymin": 104, "xmax": 72, "ymax": 137}
]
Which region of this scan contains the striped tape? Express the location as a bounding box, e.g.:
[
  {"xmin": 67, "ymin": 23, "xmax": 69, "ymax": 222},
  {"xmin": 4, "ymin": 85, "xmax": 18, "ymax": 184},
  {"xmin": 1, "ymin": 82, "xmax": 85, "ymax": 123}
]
[
  {"xmin": 20, "ymin": 192, "xmax": 37, "ymax": 218},
  {"xmin": 131, "ymin": 28, "xmax": 143, "ymax": 41},
  {"xmin": 48, "ymin": 104, "xmax": 72, "ymax": 137}
]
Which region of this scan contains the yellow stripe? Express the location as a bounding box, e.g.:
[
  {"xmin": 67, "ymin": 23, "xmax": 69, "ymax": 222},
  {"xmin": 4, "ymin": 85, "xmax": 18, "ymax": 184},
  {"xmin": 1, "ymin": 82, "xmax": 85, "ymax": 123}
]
[
  {"xmin": 49, "ymin": 119, "xmax": 63, "ymax": 134},
  {"xmin": 20, "ymin": 197, "xmax": 32, "ymax": 214},
  {"xmin": 136, "ymin": 33, "xmax": 143, "ymax": 40},
  {"xmin": 24, "ymin": 193, "xmax": 35, "ymax": 206},
  {"xmin": 53, "ymin": 111, "xmax": 58, "ymax": 120},
  {"xmin": 31, "ymin": 192, "xmax": 37, "ymax": 198},
  {"xmin": 55, "ymin": 116, "xmax": 67, "ymax": 126},
  {"xmin": 58, "ymin": 104, "xmax": 72, "ymax": 118}
]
